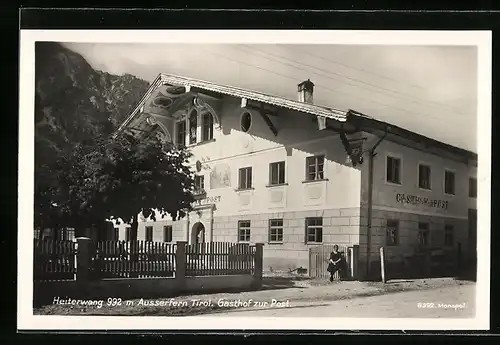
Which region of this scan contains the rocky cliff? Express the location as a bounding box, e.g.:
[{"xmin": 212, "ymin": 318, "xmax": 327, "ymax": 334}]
[{"xmin": 34, "ymin": 42, "xmax": 150, "ymax": 158}]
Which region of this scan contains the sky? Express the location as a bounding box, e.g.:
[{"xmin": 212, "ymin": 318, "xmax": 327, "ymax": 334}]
[{"xmin": 63, "ymin": 43, "xmax": 478, "ymax": 152}]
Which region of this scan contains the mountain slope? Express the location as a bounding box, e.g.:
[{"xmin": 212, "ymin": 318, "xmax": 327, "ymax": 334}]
[{"xmin": 34, "ymin": 42, "xmax": 150, "ymax": 156}]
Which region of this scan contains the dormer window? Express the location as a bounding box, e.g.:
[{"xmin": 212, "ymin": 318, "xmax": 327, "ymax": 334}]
[
  {"xmin": 188, "ymin": 109, "xmax": 198, "ymax": 145},
  {"xmin": 202, "ymin": 112, "xmax": 214, "ymax": 141},
  {"xmin": 175, "ymin": 120, "xmax": 186, "ymax": 147}
]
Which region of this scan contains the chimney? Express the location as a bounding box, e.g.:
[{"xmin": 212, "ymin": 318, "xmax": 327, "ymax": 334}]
[{"xmin": 297, "ymin": 79, "xmax": 314, "ymax": 104}]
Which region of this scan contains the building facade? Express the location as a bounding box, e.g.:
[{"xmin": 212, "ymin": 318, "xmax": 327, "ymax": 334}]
[{"xmin": 112, "ymin": 74, "xmax": 477, "ymax": 278}]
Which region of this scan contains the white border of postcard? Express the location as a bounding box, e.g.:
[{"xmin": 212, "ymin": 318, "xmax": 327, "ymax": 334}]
[{"xmin": 18, "ymin": 30, "xmax": 491, "ymax": 331}]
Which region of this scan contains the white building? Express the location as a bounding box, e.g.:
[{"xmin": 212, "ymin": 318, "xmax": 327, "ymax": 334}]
[{"xmin": 112, "ymin": 74, "xmax": 477, "ymax": 279}]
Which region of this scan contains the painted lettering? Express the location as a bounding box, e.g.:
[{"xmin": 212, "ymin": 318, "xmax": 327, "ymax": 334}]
[
  {"xmin": 194, "ymin": 195, "xmax": 221, "ymax": 206},
  {"xmin": 395, "ymin": 193, "xmax": 448, "ymax": 210}
]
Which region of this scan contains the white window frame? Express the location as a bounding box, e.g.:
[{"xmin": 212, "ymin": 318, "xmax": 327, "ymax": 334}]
[
  {"xmin": 385, "ymin": 152, "xmax": 403, "ymax": 186},
  {"xmin": 305, "ymin": 217, "xmax": 323, "ymax": 243},
  {"xmin": 201, "ymin": 110, "xmax": 215, "ymax": 142},
  {"xmin": 238, "ymin": 166, "xmax": 253, "ymax": 190},
  {"xmin": 443, "ymin": 168, "xmax": 456, "ymax": 196},
  {"xmin": 195, "ymin": 174, "xmax": 205, "ymax": 191},
  {"xmin": 305, "ymin": 153, "xmax": 326, "ymax": 181},
  {"xmin": 268, "ymin": 219, "xmax": 284, "ymax": 243},
  {"xmin": 187, "ymin": 108, "xmax": 198, "ymax": 146},
  {"xmin": 269, "ymin": 161, "xmax": 286, "ymax": 186},
  {"xmin": 417, "ymin": 161, "xmax": 432, "ymax": 191},
  {"xmin": 174, "ymin": 118, "xmax": 187, "ymax": 147},
  {"xmin": 238, "ymin": 220, "xmax": 251, "ymax": 243}
]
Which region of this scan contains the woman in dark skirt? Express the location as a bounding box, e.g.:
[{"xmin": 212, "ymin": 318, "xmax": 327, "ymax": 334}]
[{"xmin": 327, "ymin": 245, "xmax": 345, "ymax": 282}]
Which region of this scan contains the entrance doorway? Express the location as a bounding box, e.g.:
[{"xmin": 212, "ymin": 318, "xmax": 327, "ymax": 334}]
[{"xmin": 191, "ymin": 222, "xmax": 206, "ymax": 246}]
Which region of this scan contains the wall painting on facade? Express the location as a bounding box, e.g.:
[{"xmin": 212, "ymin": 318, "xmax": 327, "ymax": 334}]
[{"xmin": 210, "ymin": 163, "xmax": 231, "ymax": 189}]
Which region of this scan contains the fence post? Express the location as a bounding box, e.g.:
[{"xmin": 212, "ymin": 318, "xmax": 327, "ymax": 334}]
[
  {"xmin": 380, "ymin": 246, "xmax": 386, "ymax": 283},
  {"xmin": 175, "ymin": 241, "xmax": 187, "ymax": 291},
  {"xmin": 253, "ymin": 243, "xmax": 264, "ymax": 289},
  {"xmin": 352, "ymin": 245, "xmax": 359, "ymax": 280},
  {"xmin": 76, "ymin": 237, "xmax": 93, "ymax": 282}
]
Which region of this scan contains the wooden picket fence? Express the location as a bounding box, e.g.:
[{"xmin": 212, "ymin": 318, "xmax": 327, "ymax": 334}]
[
  {"xmin": 33, "ymin": 239, "xmax": 77, "ymax": 281},
  {"xmin": 34, "ymin": 239, "xmax": 258, "ymax": 281},
  {"xmin": 185, "ymin": 242, "xmax": 256, "ymax": 276},
  {"xmin": 93, "ymin": 240, "xmax": 176, "ymax": 279}
]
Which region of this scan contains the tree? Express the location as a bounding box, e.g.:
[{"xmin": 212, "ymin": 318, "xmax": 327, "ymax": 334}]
[
  {"xmin": 34, "ymin": 132, "xmax": 196, "ymax": 239},
  {"xmin": 87, "ymin": 132, "xmax": 196, "ymax": 239}
]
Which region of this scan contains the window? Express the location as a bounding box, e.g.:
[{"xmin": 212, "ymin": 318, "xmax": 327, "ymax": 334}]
[
  {"xmin": 125, "ymin": 227, "xmax": 131, "ymax": 241},
  {"xmin": 469, "ymin": 177, "xmax": 477, "ymax": 198},
  {"xmin": 241, "ymin": 111, "xmax": 252, "ymax": 132},
  {"xmin": 163, "ymin": 226, "xmax": 173, "ymax": 243},
  {"xmin": 238, "ymin": 167, "xmax": 253, "ymax": 189},
  {"xmin": 418, "ymin": 164, "xmax": 431, "ymax": 190},
  {"xmin": 444, "ymin": 170, "xmax": 455, "ymax": 195},
  {"xmin": 269, "ymin": 219, "xmax": 284, "ymax": 242},
  {"xmin": 386, "ymin": 220, "xmax": 399, "ymax": 246},
  {"xmin": 417, "ymin": 222, "xmax": 430, "ymax": 247},
  {"xmin": 202, "ymin": 112, "xmax": 214, "ymax": 141},
  {"xmin": 386, "ymin": 156, "xmax": 401, "ymax": 184},
  {"xmin": 444, "ymin": 224, "xmax": 454, "ymax": 246},
  {"xmin": 195, "ymin": 175, "xmax": 205, "ymax": 192},
  {"xmin": 114, "ymin": 227, "xmax": 119, "ymax": 241},
  {"xmin": 238, "ymin": 220, "xmax": 251, "ymax": 242},
  {"xmin": 305, "ymin": 217, "xmax": 323, "ymax": 243},
  {"xmin": 269, "ymin": 161, "xmax": 286, "ymax": 185},
  {"xmin": 145, "ymin": 226, "xmax": 153, "ymax": 242},
  {"xmin": 188, "ymin": 109, "xmax": 198, "ymax": 145},
  {"xmin": 175, "ymin": 120, "xmax": 186, "ymax": 146},
  {"xmin": 306, "ymin": 155, "xmax": 325, "ymax": 181}
]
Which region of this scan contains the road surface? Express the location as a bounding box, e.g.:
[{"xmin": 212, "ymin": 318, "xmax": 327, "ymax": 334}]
[{"xmin": 209, "ymin": 284, "xmax": 475, "ymax": 318}]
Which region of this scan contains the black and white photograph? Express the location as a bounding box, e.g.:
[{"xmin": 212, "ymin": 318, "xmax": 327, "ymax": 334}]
[{"xmin": 18, "ymin": 30, "xmax": 491, "ymax": 330}]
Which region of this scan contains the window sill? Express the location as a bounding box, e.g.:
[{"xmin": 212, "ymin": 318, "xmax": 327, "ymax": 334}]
[
  {"xmin": 235, "ymin": 188, "xmax": 255, "ymax": 192},
  {"xmin": 185, "ymin": 138, "xmax": 216, "ymax": 148},
  {"xmin": 385, "ymin": 181, "xmax": 402, "ymax": 187},
  {"xmin": 266, "ymin": 183, "xmax": 288, "ymax": 188},
  {"xmin": 196, "ymin": 138, "xmax": 216, "ymax": 146},
  {"xmin": 418, "ymin": 187, "xmax": 432, "ymax": 192},
  {"xmin": 444, "ymin": 192, "xmax": 456, "ymax": 197},
  {"xmin": 306, "ymin": 242, "xmax": 323, "ymax": 245},
  {"xmin": 302, "ymin": 179, "xmax": 329, "ymax": 184},
  {"xmin": 268, "ymin": 241, "xmax": 283, "ymax": 245}
]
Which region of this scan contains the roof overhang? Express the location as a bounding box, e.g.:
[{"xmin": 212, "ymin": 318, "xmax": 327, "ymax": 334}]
[
  {"xmin": 113, "ymin": 73, "xmax": 348, "ymax": 138},
  {"xmin": 346, "ymin": 110, "xmax": 478, "ymax": 165}
]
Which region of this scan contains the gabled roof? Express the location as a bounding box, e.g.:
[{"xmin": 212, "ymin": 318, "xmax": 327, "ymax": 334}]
[
  {"xmin": 115, "ymin": 73, "xmax": 477, "ymax": 165},
  {"xmin": 115, "ymin": 73, "xmax": 347, "ymax": 134}
]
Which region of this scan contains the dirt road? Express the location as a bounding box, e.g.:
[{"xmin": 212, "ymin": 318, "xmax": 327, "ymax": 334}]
[{"xmin": 208, "ymin": 283, "xmax": 475, "ymax": 318}]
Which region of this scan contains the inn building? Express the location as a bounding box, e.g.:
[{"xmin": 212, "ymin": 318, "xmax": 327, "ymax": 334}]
[{"xmin": 111, "ymin": 74, "xmax": 478, "ymax": 279}]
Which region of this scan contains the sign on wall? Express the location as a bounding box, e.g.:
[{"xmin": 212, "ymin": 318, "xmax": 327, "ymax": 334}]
[
  {"xmin": 194, "ymin": 195, "xmax": 222, "ymax": 206},
  {"xmin": 396, "ymin": 193, "xmax": 449, "ymax": 210}
]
